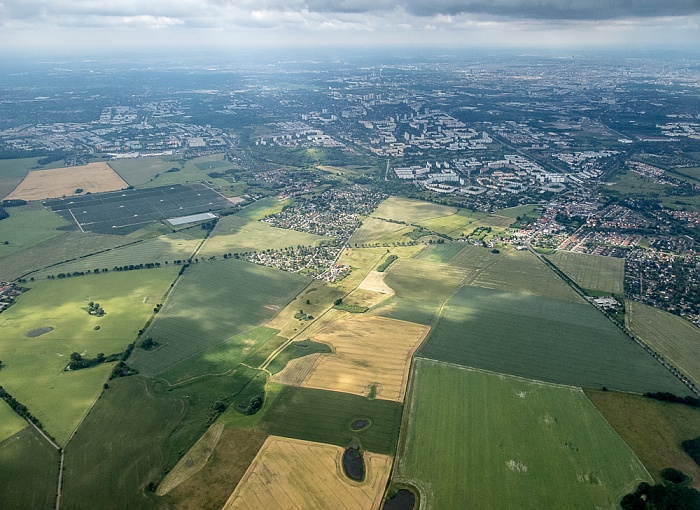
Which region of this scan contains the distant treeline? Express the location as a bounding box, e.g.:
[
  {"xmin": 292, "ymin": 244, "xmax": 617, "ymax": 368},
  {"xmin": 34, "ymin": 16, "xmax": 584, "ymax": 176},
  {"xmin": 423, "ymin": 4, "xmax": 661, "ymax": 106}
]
[
  {"xmin": 0, "ymin": 207, "xmax": 7, "ymax": 221},
  {"xmin": 644, "ymin": 392, "xmax": 700, "ymax": 408}
]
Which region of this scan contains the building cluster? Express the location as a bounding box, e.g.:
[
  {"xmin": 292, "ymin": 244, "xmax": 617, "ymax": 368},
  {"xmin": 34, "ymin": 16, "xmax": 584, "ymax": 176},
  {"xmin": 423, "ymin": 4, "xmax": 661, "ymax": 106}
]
[
  {"xmin": 253, "ymin": 122, "xmax": 345, "ymax": 148},
  {"xmin": 0, "ymin": 282, "xmax": 24, "ymax": 314}
]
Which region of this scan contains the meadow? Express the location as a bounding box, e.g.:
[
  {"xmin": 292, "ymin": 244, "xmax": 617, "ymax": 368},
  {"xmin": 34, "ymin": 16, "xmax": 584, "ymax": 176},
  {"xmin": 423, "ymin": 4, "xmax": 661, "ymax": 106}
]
[
  {"xmin": 0, "ymin": 268, "xmax": 178, "ymax": 443},
  {"xmin": 0, "ymin": 401, "xmax": 27, "ymax": 443},
  {"xmin": 0, "ymin": 428, "xmax": 60, "ymax": 510},
  {"xmin": 0, "ymin": 203, "xmax": 70, "ymax": 258},
  {"xmin": 348, "ymin": 216, "xmax": 412, "ymax": 246},
  {"xmin": 233, "ymin": 196, "xmax": 290, "ymax": 221},
  {"xmin": 419, "ymin": 284, "xmax": 692, "ymax": 394},
  {"xmin": 547, "ymin": 251, "xmax": 625, "ymax": 294},
  {"xmin": 141, "ymin": 154, "xmax": 231, "ymax": 189},
  {"xmin": 587, "ymin": 390, "xmax": 700, "ymax": 488},
  {"xmin": 130, "ymin": 259, "xmax": 310, "ymax": 378},
  {"xmin": 394, "ymin": 359, "xmax": 652, "ymax": 510},
  {"xmin": 627, "ymin": 301, "xmax": 700, "ymax": 388},
  {"xmin": 371, "ymin": 197, "xmax": 457, "ymax": 224},
  {"xmin": 108, "ymin": 155, "xmax": 182, "ymax": 187}
]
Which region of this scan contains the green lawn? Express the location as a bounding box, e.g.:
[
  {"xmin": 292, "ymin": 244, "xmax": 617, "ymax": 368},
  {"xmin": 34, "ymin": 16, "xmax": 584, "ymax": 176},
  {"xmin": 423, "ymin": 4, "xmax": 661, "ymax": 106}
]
[
  {"xmin": 547, "ymin": 251, "xmax": 625, "ymax": 294},
  {"xmin": 130, "ymin": 259, "xmax": 310, "ymax": 378},
  {"xmin": 0, "ymin": 204, "xmax": 70, "ymax": 258},
  {"xmin": 419, "ymin": 284, "xmax": 692, "ymax": 395},
  {"xmin": 0, "ymin": 268, "xmax": 178, "ymax": 443},
  {"xmin": 0, "ymin": 427, "xmax": 60, "ymax": 510},
  {"xmin": 627, "ymin": 301, "xmax": 700, "ymax": 389},
  {"xmin": 394, "ymin": 359, "xmax": 652, "ymax": 510}
]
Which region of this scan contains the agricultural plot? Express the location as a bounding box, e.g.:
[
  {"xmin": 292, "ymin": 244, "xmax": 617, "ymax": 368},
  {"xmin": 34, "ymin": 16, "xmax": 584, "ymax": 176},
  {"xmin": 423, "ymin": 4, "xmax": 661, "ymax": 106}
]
[
  {"xmin": 4, "ymin": 163, "xmax": 128, "ymax": 201},
  {"xmin": 0, "ymin": 427, "xmax": 60, "ymax": 510},
  {"xmin": 62, "ymin": 377, "xmax": 185, "ymax": 510},
  {"xmin": 301, "ymin": 315, "xmax": 430, "ymax": 402},
  {"xmin": 198, "ymin": 215, "xmax": 328, "ymax": 258},
  {"xmin": 31, "ymin": 231, "xmax": 202, "ymax": 279},
  {"xmin": 587, "ymin": 390, "xmax": 700, "ymax": 488},
  {"xmin": 371, "ymin": 197, "xmax": 457, "ymax": 224},
  {"xmin": 263, "ymin": 386, "xmax": 403, "ymax": 455},
  {"xmin": 0, "ymin": 203, "xmax": 70, "ymax": 258},
  {"xmin": 235, "ymin": 197, "xmax": 290, "ymax": 221},
  {"xmin": 419, "ymin": 285, "xmax": 692, "ymax": 395},
  {"xmin": 141, "ymin": 154, "xmax": 230, "ymax": 189},
  {"xmin": 0, "ymin": 268, "xmax": 178, "ymax": 443},
  {"xmin": 394, "ymin": 359, "xmax": 652, "ymax": 510},
  {"xmin": 267, "ymin": 339, "xmax": 332, "ymax": 376},
  {"xmin": 547, "ymin": 251, "xmax": 625, "ymax": 294},
  {"xmin": 448, "ymin": 243, "xmax": 503, "ymax": 270},
  {"xmin": 414, "ymin": 242, "xmax": 466, "ymax": 263},
  {"xmin": 108, "ymin": 156, "xmax": 182, "ymax": 187},
  {"xmin": 627, "ymin": 301, "xmax": 700, "ymax": 388},
  {"xmin": 130, "ymin": 259, "xmax": 310, "ymax": 378},
  {"xmin": 0, "ymin": 401, "xmax": 27, "ymax": 443},
  {"xmin": 374, "ymin": 257, "xmax": 467, "ymax": 325},
  {"xmin": 43, "ymin": 183, "xmax": 233, "ymax": 235},
  {"xmin": 0, "ymin": 157, "xmax": 67, "ymax": 199},
  {"xmin": 472, "ymin": 248, "xmax": 584, "ymax": 303},
  {"xmin": 417, "ymin": 209, "xmax": 486, "ymax": 238},
  {"xmin": 348, "ymin": 217, "xmax": 411, "ymax": 246},
  {"xmin": 222, "ymin": 436, "xmax": 392, "ymax": 510}
]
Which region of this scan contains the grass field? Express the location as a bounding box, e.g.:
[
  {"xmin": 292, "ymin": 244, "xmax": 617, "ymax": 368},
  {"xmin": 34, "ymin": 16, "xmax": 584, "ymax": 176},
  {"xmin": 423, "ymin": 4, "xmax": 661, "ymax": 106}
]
[
  {"xmin": 472, "ymin": 248, "xmax": 584, "ymax": 303},
  {"xmin": 222, "ymin": 436, "xmax": 392, "ymax": 510},
  {"xmin": 5, "ymin": 163, "xmax": 128, "ymax": 201},
  {"xmin": 302, "ymin": 315, "xmax": 429, "ymax": 402},
  {"xmin": 0, "ymin": 268, "xmax": 178, "ymax": 443},
  {"xmin": 234, "ymin": 197, "xmax": 290, "ymax": 221},
  {"xmin": 141, "ymin": 154, "xmax": 230, "ymax": 189},
  {"xmin": 372, "ymin": 197, "xmax": 457, "ymax": 224},
  {"xmin": 0, "ymin": 230, "xmax": 132, "ymax": 281},
  {"xmin": 130, "ymin": 259, "xmax": 310, "ymax": 378},
  {"xmin": 414, "ymin": 242, "xmax": 466, "ymax": 263},
  {"xmin": 394, "ymin": 359, "xmax": 652, "ymax": 510},
  {"xmin": 262, "ymin": 386, "xmax": 403, "ymax": 455},
  {"xmin": 267, "ymin": 338, "xmax": 332, "ymax": 375},
  {"xmin": 62, "ymin": 376, "xmax": 184, "ymax": 510},
  {"xmin": 627, "ymin": 301, "xmax": 700, "ymax": 389},
  {"xmin": 0, "ymin": 203, "xmax": 70, "ymax": 258},
  {"xmin": 348, "ymin": 217, "xmax": 412, "ymax": 246},
  {"xmin": 419, "ymin": 284, "xmax": 692, "ymax": 394},
  {"xmin": 0, "ymin": 427, "xmax": 60, "ymax": 510},
  {"xmin": 198, "ymin": 215, "xmax": 328, "ymax": 258},
  {"xmin": 547, "ymin": 251, "xmax": 625, "ymax": 294},
  {"xmin": 108, "ymin": 156, "xmax": 181, "ymax": 187},
  {"xmin": 587, "ymin": 390, "xmax": 700, "ymax": 489},
  {"xmin": 0, "ymin": 401, "xmax": 28, "ymax": 443}
]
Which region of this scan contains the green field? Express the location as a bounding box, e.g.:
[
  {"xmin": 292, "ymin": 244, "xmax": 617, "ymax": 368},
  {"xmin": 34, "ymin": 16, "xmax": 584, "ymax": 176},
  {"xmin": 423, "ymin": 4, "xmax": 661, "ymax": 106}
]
[
  {"xmin": 0, "ymin": 400, "xmax": 27, "ymax": 443},
  {"xmin": 627, "ymin": 301, "xmax": 700, "ymax": 389},
  {"xmin": 0, "ymin": 268, "xmax": 178, "ymax": 443},
  {"xmin": 235, "ymin": 197, "xmax": 290, "ymax": 221},
  {"xmin": 448, "ymin": 243, "xmax": 503, "ymax": 269},
  {"xmin": 548, "ymin": 251, "xmax": 625, "ymax": 294},
  {"xmin": 372, "ymin": 197, "xmax": 457, "ymax": 224},
  {"xmin": 587, "ymin": 390, "xmax": 700, "ymax": 488},
  {"xmin": 261, "ymin": 386, "xmax": 403, "ymax": 455},
  {"xmin": 108, "ymin": 156, "xmax": 180, "ymax": 187},
  {"xmin": 348, "ymin": 217, "xmax": 412, "ymax": 245},
  {"xmin": 62, "ymin": 376, "xmax": 184, "ymax": 510},
  {"xmin": 140, "ymin": 154, "xmax": 230, "ymax": 189},
  {"xmin": 394, "ymin": 359, "xmax": 652, "ymax": 510},
  {"xmin": 0, "ymin": 204, "xmax": 70, "ymax": 258},
  {"xmin": 419, "ymin": 284, "xmax": 692, "ymax": 394},
  {"xmin": 414, "ymin": 242, "xmax": 466, "ymax": 263},
  {"xmin": 266, "ymin": 338, "xmax": 332, "ymax": 374},
  {"xmin": 0, "ymin": 427, "xmax": 60, "ymax": 510},
  {"xmin": 130, "ymin": 259, "xmax": 310, "ymax": 377},
  {"xmin": 198, "ymin": 215, "xmax": 328, "ymax": 258}
]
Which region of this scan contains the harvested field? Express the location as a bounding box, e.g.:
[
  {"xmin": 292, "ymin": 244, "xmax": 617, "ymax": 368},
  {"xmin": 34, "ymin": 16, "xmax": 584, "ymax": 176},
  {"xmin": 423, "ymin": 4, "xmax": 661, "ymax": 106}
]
[
  {"xmin": 163, "ymin": 427, "xmax": 268, "ymax": 510},
  {"xmin": 357, "ymin": 270, "xmax": 395, "ymax": 296},
  {"xmin": 627, "ymin": 301, "xmax": 700, "ymax": 388},
  {"xmin": 372, "ymin": 197, "xmax": 457, "ymax": 224},
  {"xmin": 586, "ymin": 390, "xmax": 700, "ymax": 489},
  {"xmin": 547, "ymin": 251, "xmax": 625, "ymax": 294},
  {"xmin": 272, "ymin": 353, "xmax": 324, "ymax": 386},
  {"xmin": 302, "ymin": 315, "xmax": 430, "ymax": 402},
  {"xmin": 5, "ymin": 163, "xmax": 128, "ymax": 201},
  {"xmin": 222, "ymin": 436, "xmax": 392, "ymax": 510},
  {"xmin": 394, "ymin": 359, "xmax": 652, "ymax": 510}
]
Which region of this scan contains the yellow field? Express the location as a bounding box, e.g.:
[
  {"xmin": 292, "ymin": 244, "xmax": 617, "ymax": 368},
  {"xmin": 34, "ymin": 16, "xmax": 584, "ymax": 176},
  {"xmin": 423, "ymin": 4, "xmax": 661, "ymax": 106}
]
[
  {"xmin": 271, "ymin": 353, "xmax": 323, "ymax": 386},
  {"xmin": 157, "ymin": 423, "xmax": 225, "ymax": 495},
  {"xmin": 5, "ymin": 163, "xmax": 129, "ymax": 200},
  {"xmin": 302, "ymin": 315, "xmax": 430, "ymax": 402},
  {"xmin": 222, "ymin": 436, "xmax": 392, "ymax": 510},
  {"xmin": 371, "ymin": 197, "xmax": 457, "ymax": 224},
  {"xmin": 357, "ymin": 270, "xmax": 395, "ymax": 296}
]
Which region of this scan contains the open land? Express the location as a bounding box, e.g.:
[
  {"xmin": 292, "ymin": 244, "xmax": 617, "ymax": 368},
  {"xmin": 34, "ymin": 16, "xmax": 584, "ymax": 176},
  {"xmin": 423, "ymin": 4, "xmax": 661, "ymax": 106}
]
[
  {"xmin": 130, "ymin": 259, "xmax": 310, "ymax": 379},
  {"xmin": 108, "ymin": 156, "xmax": 182, "ymax": 187},
  {"xmin": 547, "ymin": 251, "xmax": 625, "ymax": 294},
  {"xmin": 0, "ymin": 157, "xmax": 65, "ymax": 199},
  {"xmin": 5, "ymin": 163, "xmax": 128, "ymax": 201},
  {"xmin": 0, "ymin": 401, "xmax": 27, "ymax": 443},
  {"xmin": 0, "ymin": 203, "xmax": 70, "ymax": 258},
  {"xmin": 348, "ymin": 217, "xmax": 412, "ymax": 246},
  {"xmin": 0, "ymin": 267, "xmax": 178, "ymax": 443},
  {"xmin": 627, "ymin": 301, "xmax": 700, "ymax": 388},
  {"xmin": 394, "ymin": 359, "xmax": 652, "ymax": 510},
  {"xmin": 142, "ymin": 154, "xmax": 232, "ymax": 190},
  {"xmin": 301, "ymin": 315, "xmax": 429, "ymax": 402},
  {"xmin": 222, "ymin": 436, "xmax": 392, "ymax": 510},
  {"xmin": 414, "ymin": 242, "xmax": 466, "ymax": 263},
  {"xmin": 419, "ymin": 284, "xmax": 692, "ymax": 394},
  {"xmin": 586, "ymin": 390, "xmax": 700, "ymax": 489},
  {"xmin": 371, "ymin": 197, "xmax": 457, "ymax": 224}
]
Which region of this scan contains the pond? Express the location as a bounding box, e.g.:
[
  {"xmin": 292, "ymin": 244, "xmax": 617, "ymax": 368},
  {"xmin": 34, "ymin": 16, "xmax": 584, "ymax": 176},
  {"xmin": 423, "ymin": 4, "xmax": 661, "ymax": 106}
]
[{"xmin": 26, "ymin": 326, "xmax": 53, "ymax": 338}]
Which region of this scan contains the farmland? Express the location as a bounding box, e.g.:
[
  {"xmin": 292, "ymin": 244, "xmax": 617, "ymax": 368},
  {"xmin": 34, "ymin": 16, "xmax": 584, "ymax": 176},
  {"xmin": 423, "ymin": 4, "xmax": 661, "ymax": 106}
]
[
  {"xmin": 626, "ymin": 301, "xmax": 700, "ymax": 388},
  {"xmin": 587, "ymin": 390, "xmax": 700, "ymax": 488},
  {"xmin": 0, "ymin": 268, "xmax": 178, "ymax": 443},
  {"xmin": 394, "ymin": 359, "xmax": 652, "ymax": 510},
  {"xmin": 222, "ymin": 436, "xmax": 392, "ymax": 510},
  {"xmin": 140, "ymin": 154, "xmax": 231, "ymax": 189},
  {"xmin": 0, "ymin": 203, "xmax": 70, "ymax": 258},
  {"xmin": 301, "ymin": 315, "xmax": 430, "ymax": 402},
  {"xmin": 348, "ymin": 217, "xmax": 412, "ymax": 246},
  {"xmin": 130, "ymin": 259, "xmax": 310, "ymax": 378},
  {"xmin": 108, "ymin": 156, "xmax": 182, "ymax": 187},
  {"xmin": 547, "ymin": 251, "xmax": 625, "ymax": 294},
  {"xmin": 0, "ymin": 401, "xmax": 27, "ymax": 443},
  {"xmin": 414, "ymin": 242, "xmax": 466, "ymax": 263},
  {"xmin": 0, "ymin": 157, "xmax": 65, "ymax": 199},
  {"xmin": 419, "ymin": 284, "xmax": 692, "ymax": 394},
  {"xmin": 371, "ymin": 197, "xmax": 456, "ymax": 224}
]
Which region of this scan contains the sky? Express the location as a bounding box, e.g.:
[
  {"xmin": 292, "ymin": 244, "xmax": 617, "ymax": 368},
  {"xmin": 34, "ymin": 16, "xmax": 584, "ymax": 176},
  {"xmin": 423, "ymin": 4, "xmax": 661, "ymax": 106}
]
[{"xmin": 0, "ymin": 0, "xmax": 698, "ymax": 53}]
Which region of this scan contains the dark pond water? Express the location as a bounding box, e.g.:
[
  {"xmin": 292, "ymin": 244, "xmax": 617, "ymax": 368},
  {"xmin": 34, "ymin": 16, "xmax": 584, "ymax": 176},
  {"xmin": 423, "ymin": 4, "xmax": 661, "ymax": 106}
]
[
  {"xmin": 342, "ymin": 445, "xmax": 364, "ymax": 482},
  {"xmin": 351, "ymin": 419, "xmax": 369, "ymax": 431},
  {"xmin": 26, "ymin": 326, "xmax": 53, "ymax": 338},
  {"xmin": 383, "ymin": 489, "xmax": 416, "ymax": 510}
]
